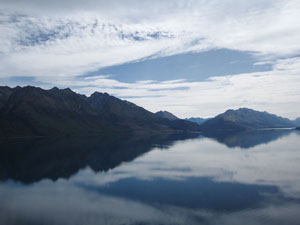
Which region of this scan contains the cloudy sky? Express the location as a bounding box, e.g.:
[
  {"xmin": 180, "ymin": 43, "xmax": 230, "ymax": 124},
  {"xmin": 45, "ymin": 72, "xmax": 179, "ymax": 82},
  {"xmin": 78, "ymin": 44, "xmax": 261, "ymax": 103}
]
[{"xmin": 0, "ymin": 0, "xmax": 300, "ymax": 118}]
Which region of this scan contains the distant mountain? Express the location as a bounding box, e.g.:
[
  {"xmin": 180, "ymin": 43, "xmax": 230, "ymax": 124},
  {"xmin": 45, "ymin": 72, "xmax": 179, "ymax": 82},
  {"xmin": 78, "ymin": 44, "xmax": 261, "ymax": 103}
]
[
  {"xmin": 154, "ymin": 110, "xmax": 202, "ymax": 131},
  {"xmin": 185, "ymin": 117, "xmax": 210, "ymax": 125},
  {"xmin": 155, "ymin": 111, "xmax": 179, "ymax": 120},
  {"xmin": 201, "ymin": 108, "xmax": 295, "ymax": 131},
  {"xmin": 292, "ymin": 118, "xmax": 300, "ymax": 126},
  {"xmin": 0, "ymin": 86, "xmax": 201, "ymax": 137}
]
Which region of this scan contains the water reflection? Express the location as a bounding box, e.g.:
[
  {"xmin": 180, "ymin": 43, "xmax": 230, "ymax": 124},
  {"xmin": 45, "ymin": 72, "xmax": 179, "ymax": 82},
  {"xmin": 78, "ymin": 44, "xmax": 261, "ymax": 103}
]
[
  {"xmin": 0, "ymin": 133, "xmax": 198, "ymax": 183},
  {"xmin": 1, "ymin": 130, "xmax": 300, "ymax": 225},
  {"xmin": 203, "ymin": 129, "xmax": 294, "ymax": 149}
]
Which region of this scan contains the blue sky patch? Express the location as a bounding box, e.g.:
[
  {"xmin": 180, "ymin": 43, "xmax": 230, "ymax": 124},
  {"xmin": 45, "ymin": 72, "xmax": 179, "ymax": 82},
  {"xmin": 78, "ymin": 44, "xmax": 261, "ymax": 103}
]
[{"xmin": 86, "ymin": 49, "xmax": 272, "ymax": 83}]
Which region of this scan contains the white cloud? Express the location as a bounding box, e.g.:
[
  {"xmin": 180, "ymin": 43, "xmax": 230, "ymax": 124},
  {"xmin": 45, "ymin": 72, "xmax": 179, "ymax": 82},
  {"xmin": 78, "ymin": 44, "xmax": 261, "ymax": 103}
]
[
  {"xmin": 0, "ymin": 0, "xmax": 300, "ymax": 78},
  {"xmin": 0, "ymin": 13, "xmax": 193, "ymax": 77}
]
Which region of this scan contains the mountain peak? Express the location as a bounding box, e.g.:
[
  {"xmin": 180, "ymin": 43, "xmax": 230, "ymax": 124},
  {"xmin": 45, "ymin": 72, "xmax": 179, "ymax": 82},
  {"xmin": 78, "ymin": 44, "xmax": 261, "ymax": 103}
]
[
  {"xmin": 90, "ymin": 91, "xmax": 110, "ymax": 98},
  {"xmin": 155, "ymin": 111, "xmax": 179, "ymax": 120},
  {"xmin": 50, "ymin": 87, "xmax": 59, "ymax": 92},
  {"xmin": 61, "ymin": 88, "xmax": 75, "ymax": 94},
  {"xmin": 238, "ymin": 107, "xmax": 253, "ymax": 111},
  {"xmin": 225, "ymin": 108, "xmax": 254, "ymax": 114}
]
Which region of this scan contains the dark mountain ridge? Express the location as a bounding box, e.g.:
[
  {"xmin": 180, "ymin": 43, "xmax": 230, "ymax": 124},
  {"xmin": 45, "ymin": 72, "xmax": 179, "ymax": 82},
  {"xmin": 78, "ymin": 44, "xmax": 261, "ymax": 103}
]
[
  {"xmin": 1, "ymin": 86, "xmax": 298, "ymax": 137},
  {"xmin": 0, "ymin": 86, "xmax": 200, "ymax": 137}
]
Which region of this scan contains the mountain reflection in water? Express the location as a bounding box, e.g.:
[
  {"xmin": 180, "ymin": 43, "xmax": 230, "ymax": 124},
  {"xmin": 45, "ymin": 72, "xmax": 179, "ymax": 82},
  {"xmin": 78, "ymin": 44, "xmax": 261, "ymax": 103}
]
[{"xmin": 1, "ymin": 130, "xmax": 300, "ymax": 225}]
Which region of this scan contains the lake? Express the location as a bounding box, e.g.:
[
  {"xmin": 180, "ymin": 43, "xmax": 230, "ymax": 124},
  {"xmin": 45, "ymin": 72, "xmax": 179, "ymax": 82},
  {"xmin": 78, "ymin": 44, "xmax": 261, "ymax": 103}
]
[{"xmin": 1, "ymin": 129, "xmax": 300, "ymax": 225}]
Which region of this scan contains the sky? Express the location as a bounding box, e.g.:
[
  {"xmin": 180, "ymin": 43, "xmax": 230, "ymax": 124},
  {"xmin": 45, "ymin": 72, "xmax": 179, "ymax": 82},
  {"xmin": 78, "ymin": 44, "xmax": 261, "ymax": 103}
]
[{"xmin": 0, "ymin": 0, "xmax": 300, "ymax": 119}]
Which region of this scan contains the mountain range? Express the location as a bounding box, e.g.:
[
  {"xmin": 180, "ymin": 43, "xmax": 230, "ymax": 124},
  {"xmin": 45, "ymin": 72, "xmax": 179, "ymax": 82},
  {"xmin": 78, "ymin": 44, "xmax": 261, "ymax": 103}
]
[
  {"xmin": 0, "ymin": 86, "xmax": 298, "ymax": 137},
  {"xmin": 157, "ymin": 108, "xmax": 297, "ymax": 131},
  {"xmin": 0, "ymin": 86, "xmax": 200, "ymax": 137}
]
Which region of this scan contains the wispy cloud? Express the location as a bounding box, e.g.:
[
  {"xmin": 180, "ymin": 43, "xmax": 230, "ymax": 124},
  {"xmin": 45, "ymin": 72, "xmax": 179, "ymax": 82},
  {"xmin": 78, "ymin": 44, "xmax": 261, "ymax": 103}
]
[{"xmin": 1, "ymin": 0, "xmax": 300, "ymax": 78}]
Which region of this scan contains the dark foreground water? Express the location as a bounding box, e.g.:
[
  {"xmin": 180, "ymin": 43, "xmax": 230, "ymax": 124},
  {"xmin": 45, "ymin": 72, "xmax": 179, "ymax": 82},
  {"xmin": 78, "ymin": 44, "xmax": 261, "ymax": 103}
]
[{"xmin": 1, "ymin": 129, "xmax": 300, "ymax": 225}]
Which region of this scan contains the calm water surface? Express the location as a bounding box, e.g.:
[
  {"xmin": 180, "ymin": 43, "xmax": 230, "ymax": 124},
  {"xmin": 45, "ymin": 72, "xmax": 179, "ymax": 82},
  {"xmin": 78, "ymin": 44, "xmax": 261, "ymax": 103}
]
[{"xmin": 1, "ymin": 130, "xmax": 300, "ymax": 225}]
